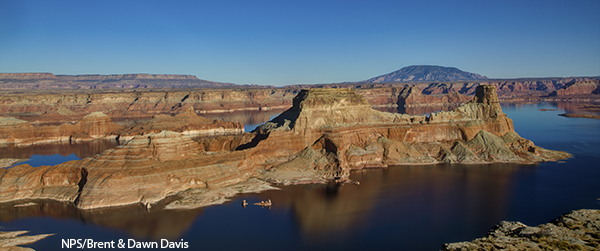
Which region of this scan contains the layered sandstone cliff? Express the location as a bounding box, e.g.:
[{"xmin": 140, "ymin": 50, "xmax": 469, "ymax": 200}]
[
  {"xmin": 1, "ymin": 77, "xmax": 598, "ymax": 126},
  {"xmin": 0, "ymin": 107, "xmax": 243, "ymax": 146},
  {"xmin": 395, "ymin": 86, "xmax": 472, "ymax": 114},
  {"xmin": 550, "ymin": 80, "xmax": 600, "ymax": 96},
  {"xmin": 0, "ymin": 86, "xmax": 569, "ymax": 209},
  {"xmin": 254, "ymin": 86, "xmax": 568, "ymax": 183},
  {"xmin": 0, "ymin": 112, "xmax": 122, "ymax": 145},
  {"xmin": 0, "ymin": 88, "xmax": 298, "ymax": 125}
]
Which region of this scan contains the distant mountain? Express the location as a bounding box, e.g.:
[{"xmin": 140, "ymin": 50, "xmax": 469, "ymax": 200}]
[
  {"xmin": 0, "ymin": 73, "xmax": 238, "ymax": 90},
  {"xmin": 364, "ymin": 65, "xmax": 488, "ymax": 83}
]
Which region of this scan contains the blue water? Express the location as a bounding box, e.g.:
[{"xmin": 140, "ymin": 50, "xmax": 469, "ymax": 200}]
[
  {"xmin": 1, "ymin": 102, "xmax": 599, "ymax": 251},
  {"xmin": 2, "ymin": 139, "xmax": 119, "ymax": 169},
  {"xmin": 8, "ymin": 153, "xmax": 80, "ymax": 168}
]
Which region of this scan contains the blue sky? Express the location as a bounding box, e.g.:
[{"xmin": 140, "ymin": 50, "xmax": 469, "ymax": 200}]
[{"xmin": 1, "ymin": 0, "xmax": 599, "ymax": 86}]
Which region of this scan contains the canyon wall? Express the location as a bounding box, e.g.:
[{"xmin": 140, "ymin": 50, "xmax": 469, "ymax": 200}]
[
  {"xmin": 550, "ymin": 80, "xmax": 600, "ymax": 96},
  {"xmin": 2, "ymin": 77, "xmax": 598, "ymax": 126},
  {"xmin": 0, "ymin": 107, "xmax": 243, "ymax": 146},
  {"xmin": 0, "ymin": 89, "xmax": 299, "ymax": 124},
  {"xmin": 0, "ymin": 86, "xmax": 569, "ymax": 210}
]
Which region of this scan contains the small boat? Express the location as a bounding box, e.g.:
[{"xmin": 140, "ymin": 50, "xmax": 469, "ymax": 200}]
[{"xmin": 242, "ymin": 200, "xmax": 248, "ymax": 208}]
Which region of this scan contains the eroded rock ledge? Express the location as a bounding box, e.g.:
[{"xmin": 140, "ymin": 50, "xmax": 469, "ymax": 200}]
[
  {"xmin": 442, "ymin": 209, "xmax": 600, "ymax": 251},
  {"xmin": 0, "ymin": 86, "xmax": 570, "ymax": 210}
]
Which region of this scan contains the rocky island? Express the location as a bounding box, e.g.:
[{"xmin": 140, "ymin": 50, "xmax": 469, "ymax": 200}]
[
  {"xmin": 0, "ymin": 85, "xmax": 570, "ymax": 210},
  {"xmin": 443, "ymin": 209, "xmax": 600, "ymax": 250}
]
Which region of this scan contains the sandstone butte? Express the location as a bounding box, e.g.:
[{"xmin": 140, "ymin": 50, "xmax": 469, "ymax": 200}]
[{"xmin": 0, "ymin": 85, "xmax": 570, "ymax": 210}]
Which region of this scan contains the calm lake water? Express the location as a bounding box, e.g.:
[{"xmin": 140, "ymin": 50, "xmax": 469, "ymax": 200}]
[{"xmin": 1, "ymin": 102, "xmax": 599, "ymax": 250}]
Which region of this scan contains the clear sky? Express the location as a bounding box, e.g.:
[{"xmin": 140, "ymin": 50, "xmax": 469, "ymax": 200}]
[{"xmin": 1, "ymin": 0, "xmax": 599, "ymax": 86}]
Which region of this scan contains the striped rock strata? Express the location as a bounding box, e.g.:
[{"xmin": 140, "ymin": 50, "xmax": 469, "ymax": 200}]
[
  {"xmin": 0, "ymin": 86, "xmax": 569, "ymax": 209},
  {"xmin": 0, "ymin": 107, "xmax": 242, "ymax": 146}
]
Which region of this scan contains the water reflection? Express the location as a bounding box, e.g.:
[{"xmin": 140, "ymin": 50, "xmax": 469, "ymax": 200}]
[
  {"xmin": 0, "ymin": 199, "xmax": 203, "ymax": 241},
  {"xmin": 502, "ymin": 101, "xmax": 600, "ymax": 115},
  {"xmin": 0, "ymin": 101, "xmax": 597, "ymax": 250},
  {"xmin": 0, "ymin": 163, "xmax": 526, "ymax": 245},
  {"xmin": 376, "ymin": 101, "xmax": 600, "ymax": 116},
  {"xmin": 0, "ymin": 140, "xmax": 120, "ymax": 160},
  {"xmin": 1, "ymin": 140, "xmax": 120, "ymax": 168},
  {"xmin": 253, "ymin": 164, "xmax": 526, "ymax": 244}
]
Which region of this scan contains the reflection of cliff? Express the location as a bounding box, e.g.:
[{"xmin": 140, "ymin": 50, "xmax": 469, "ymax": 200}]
[
  {"xmin": 256, "ymin": 164, "xmax": 521, "ymax": 242},
  {"xmin": 501, "ymin": 101, "xmax": 600, "ymax": 115},
  {"xmin": 0, "ymin": 201, "xmax": 203, "ymax": 240}
]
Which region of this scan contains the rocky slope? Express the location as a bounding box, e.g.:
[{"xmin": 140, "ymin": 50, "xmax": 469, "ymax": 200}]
[
  {"xmin": 364, "ymin": 65, "xmax": 488, "ymax": 83},
  {"xmin": 0, "ymin": 86, "xmax": 569, "ymax": 209},
  {"xmin": 442, "ymin": 209, "xmax": 600, "ymax": 251}
]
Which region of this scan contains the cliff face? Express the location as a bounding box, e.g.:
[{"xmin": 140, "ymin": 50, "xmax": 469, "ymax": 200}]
[
  {"xmin": 396, "ymin": 86, "xmax": 472, "ymax": 112},
  {"xmin": 550, "ymin": 80, "xmax": 600, "ymax": 96},
  {"xmin": 0, "ymin": 113, "xmax": 122, "ymax": 145},
  {"xmin": 0, "ymin": 89, "xmax": 298, "ymax": 125},
  {"xmin": 254, "ymin": 86, "xmax": 566, "ymax": 182},
  {"xmin": 0, "ymin": 86, "xmax": 570, "ymax": 209},
  {"xmin": 0, "ymin": 107, "xmax": 242, "ymax": 146}
]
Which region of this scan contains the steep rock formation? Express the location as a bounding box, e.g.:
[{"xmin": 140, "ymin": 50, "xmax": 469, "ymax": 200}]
[
  {"xmin": 254, "ymin": 86, "xmax": 567, "ymax": 183},
  {"xmin": 0, "ymin": 86, "xmax": 569, "ymax": 209}
]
